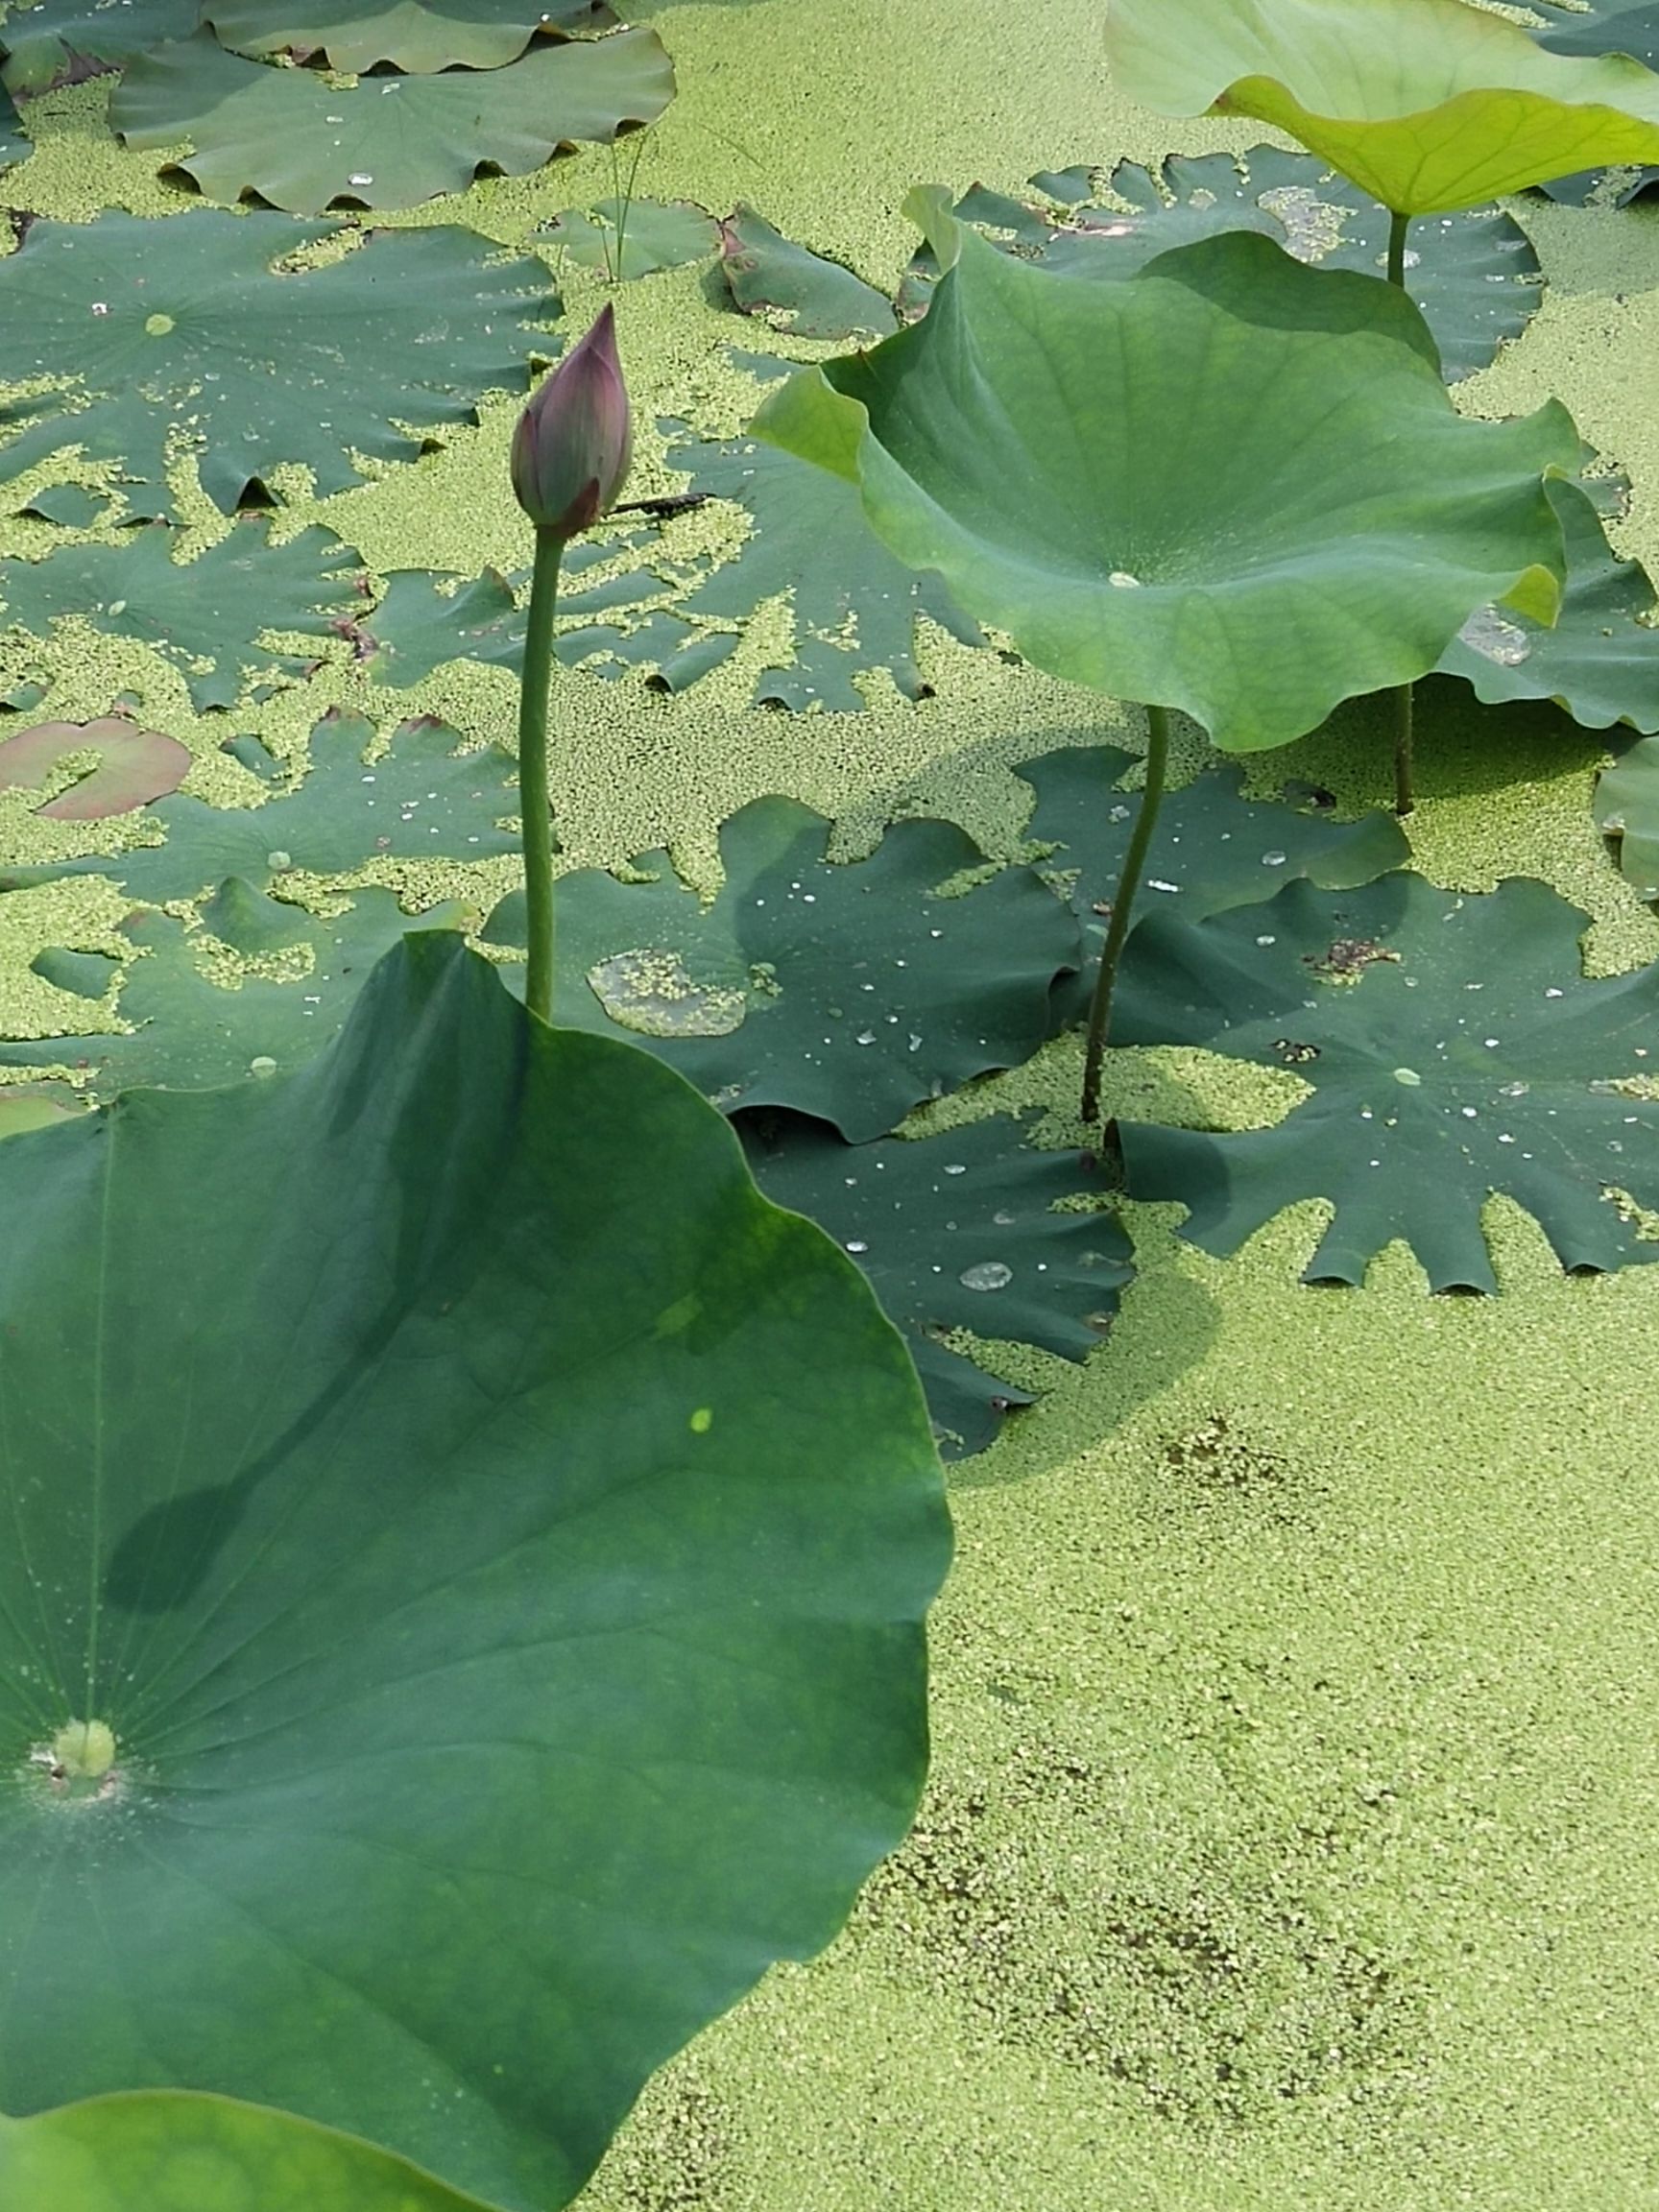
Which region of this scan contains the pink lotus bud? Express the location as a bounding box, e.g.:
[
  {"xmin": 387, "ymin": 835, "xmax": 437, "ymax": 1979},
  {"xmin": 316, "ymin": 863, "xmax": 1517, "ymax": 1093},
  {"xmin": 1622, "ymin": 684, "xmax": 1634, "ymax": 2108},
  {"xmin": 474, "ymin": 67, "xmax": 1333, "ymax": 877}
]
[{"xmin": 511, "ymin": 302, "xmax": 633, "ymax": 539}]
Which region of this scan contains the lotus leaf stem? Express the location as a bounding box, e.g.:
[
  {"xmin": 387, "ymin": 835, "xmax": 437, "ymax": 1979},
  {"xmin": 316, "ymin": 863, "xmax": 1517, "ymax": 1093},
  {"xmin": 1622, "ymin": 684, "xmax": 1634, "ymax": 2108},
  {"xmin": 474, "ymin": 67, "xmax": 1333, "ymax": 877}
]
[
  {"xmin": 519, "ymin": 527, "xmax": 563, "ymax": 1022},
  {"xmin": 1384, "ymin": 207, "xmax": 1415, "ymax": 814},
  {"xmin": 1081, "ymin": 702, "xmax": 1170, "ymax": 1123}
]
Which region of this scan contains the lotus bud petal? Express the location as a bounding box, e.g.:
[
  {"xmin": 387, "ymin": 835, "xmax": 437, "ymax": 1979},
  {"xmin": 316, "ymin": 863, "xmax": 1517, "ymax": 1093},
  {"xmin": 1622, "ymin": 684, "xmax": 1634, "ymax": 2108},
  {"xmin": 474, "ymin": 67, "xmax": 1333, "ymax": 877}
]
[{"xmin": 511, "ymin": 302, "xmax": 633, "ymax": 539}]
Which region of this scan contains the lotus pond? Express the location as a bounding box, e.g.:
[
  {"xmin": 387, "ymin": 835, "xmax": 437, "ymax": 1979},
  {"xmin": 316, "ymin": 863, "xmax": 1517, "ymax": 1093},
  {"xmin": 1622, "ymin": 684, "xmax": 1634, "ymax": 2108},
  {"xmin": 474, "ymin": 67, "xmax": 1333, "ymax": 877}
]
[{"xmin": 0, "ymin": 0, "xmax": 1658, "ymax": 2206}]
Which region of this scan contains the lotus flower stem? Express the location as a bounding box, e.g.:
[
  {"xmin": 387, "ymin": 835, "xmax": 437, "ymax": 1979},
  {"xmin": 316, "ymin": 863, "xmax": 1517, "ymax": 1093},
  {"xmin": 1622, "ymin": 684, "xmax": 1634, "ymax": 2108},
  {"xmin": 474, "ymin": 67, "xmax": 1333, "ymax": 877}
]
[
  {"xmin": 1081, "ymin": 703, "xmax": 1170, "ymax": 1123},
  {"xmin": 1384, "ymin": 208, "xmax": 1416, "ymax": 814},
  {"xmin": 518, "ymin": 529, "xmax": 563, "ymax": 1023}
]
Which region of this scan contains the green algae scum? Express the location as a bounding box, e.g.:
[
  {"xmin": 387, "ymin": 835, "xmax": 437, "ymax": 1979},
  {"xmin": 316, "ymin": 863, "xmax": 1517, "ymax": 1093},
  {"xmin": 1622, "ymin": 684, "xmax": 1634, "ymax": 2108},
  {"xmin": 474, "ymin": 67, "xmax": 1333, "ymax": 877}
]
[{"xmin": 0, "ymin": 0, "xmax": 1657, "ymax": 2205}]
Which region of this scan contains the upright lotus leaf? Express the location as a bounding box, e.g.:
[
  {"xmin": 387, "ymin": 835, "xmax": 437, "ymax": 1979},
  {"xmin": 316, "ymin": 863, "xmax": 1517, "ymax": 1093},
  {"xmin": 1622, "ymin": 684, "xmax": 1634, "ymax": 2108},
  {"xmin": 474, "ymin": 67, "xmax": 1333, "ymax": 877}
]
[
  {"xmin": 0, "ymin": 0, "xmax": 197, "ymax": 92},
  {"xmin": 757, "ymin": 227, "xmax": 1575, "ymax": 753},
  {"xmin": 481, "ymin": 797, "xmax": 1080, "ymax": 1141},
  {"xmin": 741, "ymin": 1109, "xmax": 1133, "ymax": 1454},
  {"xmin": 0, "ymin": 214, "xmax": 559, "ymax": 516},
  {"xmin": 204, "ymin": 0, "xmax": 613, "ymax": 72},
  {"xmin": 0, "ymin": 880, "xmax": 477, "ymax": 1096},
  {"xmin": 0, "ymin": 711, "xmax": 519, "ymax": 903},
  {"xmin": 112, "ymin": 29, "xmax": 675, "ymax": 215},
  {"xmin": 903, "ymin": 151, "xmax": 1541, "ymax": 382},
  {"xmin": 0, "ymin": 520, "xmax": 363, "ymax": 709},
  {"xmin": 1103, "ymin": 0, "xmax": 1659, "ymax": 213},
  {"xmin": 1113, "ymin": 872, "xmax": 1659, "ymax": 1291},
  {"xmin": 718, "ymin": 207, "xmax": 898, "ymax": 340},
  {"xmin": 1436, "ymin": 476, "xmax": 1659, "ymax": 734},
  {"xmin": 0, "ymin": 932, "xmax": 948, "ymax": 2210},
  {"xmin": 0, "ymin": 719, "xmax": 189, "ymax": 819},
  {"xmin": 1595, "ymin": 736, "xmax": 1659, "ymax": 900},
  {"xmin": 0, "ymin": 2095, "xmax": 479, "ymax": 2212}
]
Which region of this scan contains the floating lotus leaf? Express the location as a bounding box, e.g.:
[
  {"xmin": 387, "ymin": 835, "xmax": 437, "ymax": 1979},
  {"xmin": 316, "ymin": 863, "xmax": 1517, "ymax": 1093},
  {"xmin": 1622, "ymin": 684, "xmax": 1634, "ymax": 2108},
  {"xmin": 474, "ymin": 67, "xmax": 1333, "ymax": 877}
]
[
  {"xmin": 0, "ymin": 0, "xmax": 196, "ymax": 92},
  {"xmin": 360, "ymin": 568, "xmax": 525, "ymax": 685},
  {"xmin": 1595, "ymin": 735, "xmax": 1659, "ymax": 900},
  {"xmin": 742, "ymin": 1109, "xmax": 1133, "ymax": 1454},
  {"xmin": 0, "ymin": 520, "xmax": 362, "ymax": 709},
  {"xmin": 0, "ymin": 2095, "xmax": 477, "ymax": 2212},
  {"xmin": 718, "ymin": 206, "xmax": 897, "ymax": 339},
  {"xmin": 1537, "ymin": 1, "xmax": 1659, "ymax": 66},
  {"xmin": 204, "ymin": 0, "xmax": 613, "ymax": 72},
  {"xmin": 0, "ymin": 718, "xmax": 189, "ymax": 820},
  {"xmin": 546, "ymin": 196, "xmax": 720, "ymax": 279},
  {"xmin": 1104, "ymin": 0, "xmax": 1659, "ymax": 213},
  {"xmin": 112, "ymin": 28, "xmax": 675, "ymax": 214},
  {"xmin": 1114, "ymin": 872, "xmax": 1659, "ymax": 1291},
  {"xmin": 905, "ymin": 150, "xmax": 1540, "ymax": 382},
  {"xmin": 0, "ymin": 214, "xmax": 558, "ymax": 516},
  {"xmin": 757, "ymin": 228, "xmax": 1575, "ymax": 752},
  {"xmin": 482, "ymin": 797, "xmax": 1080, "ymax": 1142},
  {"xmin": 0, "ymin": 931, "xmax": 948, "ymax": 2210},
  {"xmin": 0, "ymin": 878, "xmax": 476, "ymax": 1095},
  {"xmin": 0, "ymin": 710, "xmax": 518, "ymax": 902},
  {"xmin": 0, "ymin": 80, "xmax": 23, "ymax": 157},
  {"xmin": 1436, "ymin": 476, "xmax": 1659, "ymax": 733}
]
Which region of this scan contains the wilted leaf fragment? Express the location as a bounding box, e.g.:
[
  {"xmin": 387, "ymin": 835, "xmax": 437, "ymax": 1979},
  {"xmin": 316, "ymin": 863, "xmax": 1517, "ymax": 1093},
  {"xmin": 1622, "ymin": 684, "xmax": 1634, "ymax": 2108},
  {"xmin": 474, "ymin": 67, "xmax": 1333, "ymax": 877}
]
[
  {"xmin": 0, "ymin": 213, "xmax": 559, "ymax": 515},
  {"xmin": 112, "ymin": 28, "xmax": 676, "ymax": 213},
  {"xmin": 757, "ymin": 228, "xmax": 1575, "ymax": 752},
  {"xmin": 718, "ymin": 207, "xmax": 897, "ymax": 340},
  {"xmin": 0, "ymin": 934, "xmax": 948, "ymax": 2211},
  {"xmin": 0, "ymin": 719, "xmax": 189, "ymax": 819},
  {"xmin": 1115, "ymin": 873, "xmax": 1659, "ymax": 1290},
  {"xmin": 204, "ymin": 0, "xmax": 613, "ymax": 73},
  {"xmin": 1104, "ymin": 0, "xmax": 1659, "ymax": 212}
]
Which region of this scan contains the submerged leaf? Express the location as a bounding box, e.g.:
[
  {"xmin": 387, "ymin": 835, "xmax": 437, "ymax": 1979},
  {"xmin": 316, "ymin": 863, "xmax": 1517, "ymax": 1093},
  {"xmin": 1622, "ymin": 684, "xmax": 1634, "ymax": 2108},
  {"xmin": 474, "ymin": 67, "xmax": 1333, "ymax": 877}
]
[
  {"xmin": 1115, "ymin": 873, "xmax": 1659, "ymax": 1291},
  {"xmin": 0, "ymin": 718, "xmax": 189, "ymax": 819},
  {"xmin": 0, "ymin": 932, "xmax": 949, "ymax": 2210},
  {"xmin": 112, "ymin": 28, "xmax": 675, "ymax": 214},
  {"xmin": 757, "ymin": 227, "xmax": 1575, "ymax": 751},
  {"xmin": 0, "ymin": 214, "xmax": 559, "ymax": 516},
  {"xmin": 1105, "ymin": 0, "xmax": 1659, "ymax": 213}
]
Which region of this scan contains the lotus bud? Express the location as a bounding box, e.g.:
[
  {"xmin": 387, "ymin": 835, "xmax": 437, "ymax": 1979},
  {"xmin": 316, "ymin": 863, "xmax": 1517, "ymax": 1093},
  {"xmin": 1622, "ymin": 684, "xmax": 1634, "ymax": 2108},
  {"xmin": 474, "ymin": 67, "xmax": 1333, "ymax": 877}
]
[{"xmin": 511, "ymin": 302, "xmax": 633, "ymax": 540}]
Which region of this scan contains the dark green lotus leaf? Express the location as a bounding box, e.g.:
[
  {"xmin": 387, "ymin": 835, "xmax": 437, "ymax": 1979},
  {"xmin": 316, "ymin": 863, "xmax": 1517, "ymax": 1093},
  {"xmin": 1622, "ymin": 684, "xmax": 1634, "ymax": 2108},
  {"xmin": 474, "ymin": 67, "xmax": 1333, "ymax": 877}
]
[
  {"xmin": 359, "ymin": 569, "xmax": 525, "ymax": 685},
  {"xmin": 1435, "ymin": 476, "xmax": 1659, "ymax": 733},
  {"xmin": 0, "ymin": 79, "xmax": 23, "ymax": 157},
  {"xmin": 1537, "ymin": 1, "xmax": 1659, "ymax": 66},
  {"xmin": 0, "ymin": 520, "xmax": 362, "ymax": 709},
  {"xmin": 0, "ymin": 2094, "xmax": 483, "ymax": 2212},
  {"xmin": 1114, "ymin": 872, "xmax": 1659, "ymax": 1291},
  {"xmin": 1105, "ymin": 0, "xmax": 1659, "ymax": 213},
  {"xmin": 204, "ymin": 0, "xmax": 613, "ymax": 73},
  {"xmin": 741, "ymin": 1108, "xmax": 1132, "ymax": 1455},
  {"xmin": 482, "ymin": 797, "xmax": 1079, "ymax": 1142},
  {"xmin": 0, "ymin": 931, "xmax": 947, "ymax": 2209},
  {"xmin": 0, "ymin": 877, "xmax": 475, "ymax": 1094},
  {"xmin": 717, "ymin": 206, "xmax": 897, "ymax": 340},
  {"xmin": 757, "ymin": 227, "xmax": 1575, "ymax": 752},
  {"xmin": 0, "ymin": 718, "xmax": 190, "ymax": 819},
  {"xmin": 0, "ymin": 0, "xmax": 196, "ymax": 92},
  {"xmin": 0, "ymin": 710, "xmax": 518, "ymax": 902},
  {"xmin": 112, "ymin": 29, "xmax": 675, "ymax": 215},
  {"xmin": 0, "ymin": 214, "xmax": 558, "ymax": 517},
  {"xmin": 904, "ymin": 151, "xmax": 1540, "ymax": 382},
  {"xmin": 1019, "ymin": 743, "xmax": 1409, "ymax": 1022},
  {"xmin": 1594, "ymin": 735, "xmax": 1659, "ymax": 900},
  {"xmin": 546, "ymin": 195, "xmax": 720, "ymax": 279}
]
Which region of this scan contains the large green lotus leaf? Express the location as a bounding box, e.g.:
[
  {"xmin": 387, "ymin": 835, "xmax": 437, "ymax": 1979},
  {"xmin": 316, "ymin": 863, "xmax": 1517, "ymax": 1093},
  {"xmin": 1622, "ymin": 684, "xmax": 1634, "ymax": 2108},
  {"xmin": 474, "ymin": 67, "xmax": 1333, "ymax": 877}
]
[
  {"xmin": 112, "ymin": 29, "xmax": 675, "ymax": 215},
  {"xmin": 0, "ymin": 710, "xmax": 519, "ymax": 902},
  {"xmin": 481, "ymin": 797, "xmax": 1080, "ymax": 1142},
  {"xmin": 905, "ymin": 150, "xmax": 1541, "ymax": 382},
  {"xmin": 0, "ymin": 520, "xmax": 361, "ymax": 709},
  {"xmin": 204, "ymin": 0, "xmax": 612, "ymax": 72},
  {"xmin": 0, "ymin": 878, "xmax": 476, "ymax": 1094},
  {"xmin": 0, "ymin": 719, "xmax": 190, "ymax": 820},
  {"xmin": 1104, "ymin": 0, "xmax": 1659, "ymax": 214},
  {"xmin": 1113, "ymin": 872, "xmax": 1659, "ymax": 1291},
  {"xmin": 741, "ymin": 1109, "xmax": 1132, "ymax": 1454},
  {"xmin": 0, "ymin": 214, "xmax": 558, "ymax": 517},
  {"xmin": 0, "ymin": 0, "xmax": 196, "ymax": 93},
  {"xmin": 1435, "ymin": 476, "xmax": 1659, "ymax": 733},
  {"xmin": 757, "ymin": 228, "xmax": 1575, "ymax": 752},
  {"xmin": 0, "ymin": 2094, "xmax": 480, "ymax": 2212},
  {"xmin": 0, "ymin": 930, "xmax": 947, "ymax": 2210},
  {"xmin": 1595, "ymin": 735, "xmax": 1659, "ymax": 901},
  {"xmin": 717, "ymin": 206, "xmax": 897, "ymax": 340}
]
